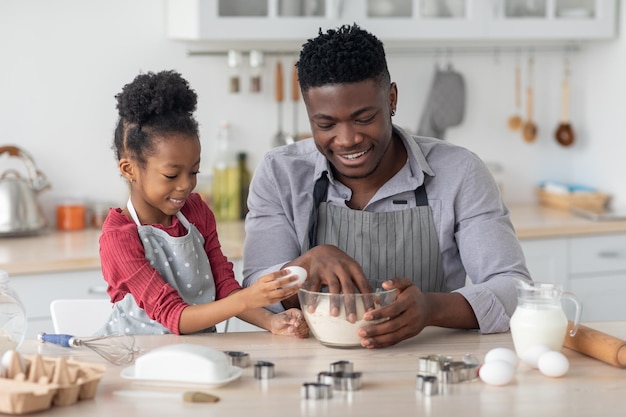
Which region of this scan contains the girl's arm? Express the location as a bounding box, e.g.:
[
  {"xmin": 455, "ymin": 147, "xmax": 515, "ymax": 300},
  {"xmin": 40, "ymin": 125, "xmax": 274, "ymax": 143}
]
[{"xmin": 177, "ymin": 270, "xmax": 299, "ymax": 334}]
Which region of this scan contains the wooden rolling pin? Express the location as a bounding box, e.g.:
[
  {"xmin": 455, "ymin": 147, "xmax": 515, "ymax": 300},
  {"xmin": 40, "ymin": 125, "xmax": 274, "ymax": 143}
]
[{"xmin": 563, "ymin": 322, "xmax": 626, "ymax": 368}]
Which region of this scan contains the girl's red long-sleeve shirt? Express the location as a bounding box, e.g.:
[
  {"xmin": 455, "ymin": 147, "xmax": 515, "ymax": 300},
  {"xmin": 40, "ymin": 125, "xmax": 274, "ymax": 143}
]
[{"xmin": 99, "ymin": 193, "xmax": 242, "ymax": 334}]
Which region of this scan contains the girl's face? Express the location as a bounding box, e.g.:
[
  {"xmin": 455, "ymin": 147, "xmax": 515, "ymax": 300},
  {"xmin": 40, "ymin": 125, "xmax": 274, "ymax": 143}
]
[{"xmin": 123, "ymin": 133, "xmax": 200, "ymax": 226}]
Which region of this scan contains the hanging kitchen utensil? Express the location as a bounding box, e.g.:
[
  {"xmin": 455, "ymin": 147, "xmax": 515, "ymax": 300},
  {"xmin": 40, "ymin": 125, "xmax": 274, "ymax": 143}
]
[
  {"xmin": 272, "ymin": 60, "xmax": 291, "ymax": 147},
  {"xmin": 0, "ymin": 145, "xmax": 50, "ymax": 236},
  {"xmin": 522, "ymin": 56, "xmax": 538, "ymax": 143},
  {"xmin": 555, "ymin": 57, "xmax": 575, "ymax": 147},
  {"xmin": 507, "ymin": 59, "xmax": 523, "ymax": 131},
  {"xmin": 291, "ymin": 62, "xmax": 300, "ymax": 141}
]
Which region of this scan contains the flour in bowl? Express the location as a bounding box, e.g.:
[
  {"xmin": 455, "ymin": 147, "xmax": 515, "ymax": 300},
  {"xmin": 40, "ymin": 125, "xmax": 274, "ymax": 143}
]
[{"xmin": 303, "ymin": 296, "xmax": 376, "ymax": 347}]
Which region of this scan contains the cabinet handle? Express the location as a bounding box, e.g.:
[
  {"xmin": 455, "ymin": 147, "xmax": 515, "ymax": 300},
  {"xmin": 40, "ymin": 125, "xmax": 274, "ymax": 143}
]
[
  {"xmin": 88, "ymin": 285, "xmax": 108, "ymax": 295},
  {"xmin": 597, "ymin": 251, "xmax": 622, "ymax": 259}
]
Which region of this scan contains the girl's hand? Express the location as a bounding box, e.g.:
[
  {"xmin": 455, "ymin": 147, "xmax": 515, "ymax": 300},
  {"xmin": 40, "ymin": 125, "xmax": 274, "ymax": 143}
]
[
  {"xmin": 270, "ymin": 308, "xmax": 309, "ymax": 338},
  {"xmin": 244, "ymin": 270, "xmax": 302, "ymax": 309}
]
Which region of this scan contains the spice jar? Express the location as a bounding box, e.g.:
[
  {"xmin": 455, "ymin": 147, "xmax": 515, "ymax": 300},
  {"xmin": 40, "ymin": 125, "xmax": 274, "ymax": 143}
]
[
  {"xmin": 249, "ymin": 50, "xmax": 264, "ymax": 93},
  {"xmin": 90, "ymin": 202, "xmax": 112, "ymax": 229},
  {"xmin": 227, "ymin": 50, "xmax": 243, "ymax": 93},
  {"xmin": 56, "ymin": 199, "xmax": 86, "ymax": 231}
]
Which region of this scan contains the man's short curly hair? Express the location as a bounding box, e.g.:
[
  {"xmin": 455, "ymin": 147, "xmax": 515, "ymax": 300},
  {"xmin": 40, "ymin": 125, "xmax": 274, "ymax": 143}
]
[{"xmin": 296, "ymin": 23, "xmax": 390, "ymax": 92}]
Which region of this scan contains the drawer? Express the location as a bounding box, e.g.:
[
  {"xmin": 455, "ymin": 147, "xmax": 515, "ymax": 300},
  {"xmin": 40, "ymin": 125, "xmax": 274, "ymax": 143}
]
[{"xmin": 569, "ymin": 234, "xmax": 626, "ymax": 275}]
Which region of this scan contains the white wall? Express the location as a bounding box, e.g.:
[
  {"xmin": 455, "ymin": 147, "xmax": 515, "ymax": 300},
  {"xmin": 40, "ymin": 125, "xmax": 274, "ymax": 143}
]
[{"xmin": 1, "ymin": 0, "xmax": 624, "ymax": 227}]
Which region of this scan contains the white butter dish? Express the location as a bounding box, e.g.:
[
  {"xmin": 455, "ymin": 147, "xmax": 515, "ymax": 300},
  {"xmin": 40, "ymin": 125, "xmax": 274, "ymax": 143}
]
[{"xmin": 121, "ymin": 344, "xmax": 242, "ymax": 387}]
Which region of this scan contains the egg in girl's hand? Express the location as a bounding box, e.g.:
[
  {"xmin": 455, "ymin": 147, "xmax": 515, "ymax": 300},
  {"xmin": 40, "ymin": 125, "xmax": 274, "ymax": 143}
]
[
  {"xmin": 537, "ymin": 351, "xmax": 569, "ymax": 377},
  {"xmin": 282, "ymin": 266, "xmax": 307, "ymax": 288},
  {"xmin": 484, "ymin": 347, "xmax": 518, "ymax": 369},
  {"xmin": 479, "ymin": 359, "xmax": 516, "ymax": 386},
  {"xmin": 521, "ymin": 345, "xmax": 551, "ymax": 369}
]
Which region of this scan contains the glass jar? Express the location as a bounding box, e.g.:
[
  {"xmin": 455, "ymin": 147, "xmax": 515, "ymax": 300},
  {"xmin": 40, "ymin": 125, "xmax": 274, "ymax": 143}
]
[{"xmin": 0, "ymin": 270, "xmax": 27, "ymax": 355}]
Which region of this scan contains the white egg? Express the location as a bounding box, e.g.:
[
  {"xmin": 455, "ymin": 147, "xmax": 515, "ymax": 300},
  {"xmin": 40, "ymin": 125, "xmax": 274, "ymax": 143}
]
[
  {"xmin": 484, "ymin": 347, "xmax": 518, "ymax": 368},
  {"xmin": 520, "ymin": 345, "xmax": 551, "ymax": 369},
  {"xmin": 479, "ymin": 360, "xmax": 515, "ymax": 386},
  {"xmin": 283, "ymin": 266, "xmax": 308, "ymax": 288},
  {"xmin": 1, "ymin": 350, "xmax": 27, "ymax": 375},
  {"xmin": 538, "ymin": 351, "xmax": 569, "ymax": 377}
]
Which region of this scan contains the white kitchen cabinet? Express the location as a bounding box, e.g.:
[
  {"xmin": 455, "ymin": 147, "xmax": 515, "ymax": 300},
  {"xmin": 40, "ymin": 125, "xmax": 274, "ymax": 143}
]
[
  {"xmin": 488, "ymin": 0, "xmax": 617, "ymax": 40},
  {"xmin": 519, "ymin": 237, "xmax": 568, "ymax": 286},
  {"xmin": 166, "ymin": 0, "xmax": 617, "ymax": 47},
  {"xmin": 520, "ymin": 232, "xmax": 626, "ymax": 321},
  {"xmin": 11, "ymin": 269, "xmax": 108, "ymax": 339}
]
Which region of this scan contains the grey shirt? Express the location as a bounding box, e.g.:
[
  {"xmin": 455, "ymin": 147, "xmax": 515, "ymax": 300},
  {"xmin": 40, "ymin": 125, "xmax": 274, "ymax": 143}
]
[{"xmin": 243, "ymin": 125, "xmax": 530, "ymax": 333}]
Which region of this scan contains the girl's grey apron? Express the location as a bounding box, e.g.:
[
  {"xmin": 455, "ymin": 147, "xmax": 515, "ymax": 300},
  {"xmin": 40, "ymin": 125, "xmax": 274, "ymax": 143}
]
[
  {"xmin": 98, "ymin": 199, "xmax": 216, "ymax": 335},
  {"xmin": 302, "ymin": 172, "xmax": 445, "ymax": 291}
]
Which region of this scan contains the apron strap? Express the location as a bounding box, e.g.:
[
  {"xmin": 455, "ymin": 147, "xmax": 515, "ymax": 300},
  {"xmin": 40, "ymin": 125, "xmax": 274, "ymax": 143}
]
[{"xmin": 307, "ymin": 172, "xmax": 329, "ymax": 249}]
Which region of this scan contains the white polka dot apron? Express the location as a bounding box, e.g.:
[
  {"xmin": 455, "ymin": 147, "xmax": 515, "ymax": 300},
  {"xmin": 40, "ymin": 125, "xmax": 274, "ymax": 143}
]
[{"xmin": 98, "ymin": 199, "xmax": 217, "ymax": 335}]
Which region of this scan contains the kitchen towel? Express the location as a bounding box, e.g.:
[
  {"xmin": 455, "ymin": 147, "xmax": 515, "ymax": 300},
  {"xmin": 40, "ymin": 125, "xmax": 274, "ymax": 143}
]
[{"xmin": 417, "ymin": 65, "xmax": 466, "ymax": 140}]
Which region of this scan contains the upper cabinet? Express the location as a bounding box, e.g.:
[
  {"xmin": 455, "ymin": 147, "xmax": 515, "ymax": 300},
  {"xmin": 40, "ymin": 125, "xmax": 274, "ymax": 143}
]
[{"xmin": 166, "ymin": 0, "xmax": 617, "ymax": 48}]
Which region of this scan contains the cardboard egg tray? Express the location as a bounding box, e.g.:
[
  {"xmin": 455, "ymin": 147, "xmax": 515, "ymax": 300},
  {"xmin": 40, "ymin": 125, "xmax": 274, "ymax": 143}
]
[{"xmin": 0, "ymin": 352, "xmax": 105, "ymax": 415}]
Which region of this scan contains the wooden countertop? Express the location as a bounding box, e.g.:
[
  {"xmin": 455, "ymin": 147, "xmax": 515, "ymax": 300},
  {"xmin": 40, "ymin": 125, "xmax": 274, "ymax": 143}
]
[
  {"xmin": 14, "ymin": 321, "xmax": 626, "ymax": 417},
  {"xmin": 0, "ymin": 221, "xmax": 245, "ymax": 276},
  {"xmin": 2, "ymin": 204, "xmax": 626, "ymax": 276},
  {"xmin": 510, "ymin": 204, "xmax": 626, "ymax": 239}
]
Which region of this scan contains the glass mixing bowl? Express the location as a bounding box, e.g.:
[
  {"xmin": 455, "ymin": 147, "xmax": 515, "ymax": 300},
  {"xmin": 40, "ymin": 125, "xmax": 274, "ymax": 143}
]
[{"xmin": 298, "ymin": 288, "xmax": 398, "ymax": 348}]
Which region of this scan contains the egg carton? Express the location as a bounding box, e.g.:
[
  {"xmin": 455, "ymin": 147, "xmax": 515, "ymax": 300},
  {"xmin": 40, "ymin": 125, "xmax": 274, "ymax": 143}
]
[{"xmin": 0, "ymin": 351, "xmax": 105, "ymax": 415}]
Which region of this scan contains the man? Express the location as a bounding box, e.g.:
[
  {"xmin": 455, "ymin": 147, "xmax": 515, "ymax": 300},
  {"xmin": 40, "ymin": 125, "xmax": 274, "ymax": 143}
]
[{"xmin": 243, "ymin": 24, "xmax": 530, "ymax": 348}]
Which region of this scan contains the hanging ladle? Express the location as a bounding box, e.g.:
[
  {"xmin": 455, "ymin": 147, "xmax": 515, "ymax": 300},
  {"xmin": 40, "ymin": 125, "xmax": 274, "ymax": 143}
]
[
  {"xmin": 507, "ymin": 61, "xmax": 522, "ymax": 131},
  {"xmin": 522, "ymin": 56, "xmax": 538, "ymax": 143},
  {"xmin": 555, "ymin": 58, "xmax": 575, "ymax": 146}
]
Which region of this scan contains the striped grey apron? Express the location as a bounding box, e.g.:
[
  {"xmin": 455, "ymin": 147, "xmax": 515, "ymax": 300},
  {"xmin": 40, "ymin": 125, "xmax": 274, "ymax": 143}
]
[
  {"xmin": 302, "ymin": 172, "xmax": 445, "ymax": 292},
  {"xmin": 97, "ymin": 199, "xmax": 217, "ymax": 335}
]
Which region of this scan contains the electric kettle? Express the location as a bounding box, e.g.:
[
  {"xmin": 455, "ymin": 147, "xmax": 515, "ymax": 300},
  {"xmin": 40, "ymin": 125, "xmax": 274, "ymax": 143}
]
[{"xmin": 0, "ymin": 145, "xmax": 50, "ymax": 236}]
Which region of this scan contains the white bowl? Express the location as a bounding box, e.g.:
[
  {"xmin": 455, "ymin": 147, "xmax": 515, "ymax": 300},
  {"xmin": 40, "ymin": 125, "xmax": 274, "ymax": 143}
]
[{"xmin": 298, "ymin": 288, "xmax": 398, "ymax": 348}]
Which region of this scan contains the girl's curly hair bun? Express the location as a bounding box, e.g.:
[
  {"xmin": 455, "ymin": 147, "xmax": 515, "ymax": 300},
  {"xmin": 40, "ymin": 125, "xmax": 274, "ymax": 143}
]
[{"xmin": 116, "ymin": 70, "xmax": 197, "ymax": 124}]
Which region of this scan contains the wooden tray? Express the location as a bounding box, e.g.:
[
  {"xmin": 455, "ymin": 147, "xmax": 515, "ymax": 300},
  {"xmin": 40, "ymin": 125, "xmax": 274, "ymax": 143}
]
[{"xmin": 536, "ymin": 188, "xmax": 610, "ymax": 212}]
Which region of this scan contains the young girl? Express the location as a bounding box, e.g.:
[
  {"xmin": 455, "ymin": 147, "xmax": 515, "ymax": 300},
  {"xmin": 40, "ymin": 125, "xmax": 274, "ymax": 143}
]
[{"xmin": 97, "ymin": 70, "xmax": 308, "ymax": 337}]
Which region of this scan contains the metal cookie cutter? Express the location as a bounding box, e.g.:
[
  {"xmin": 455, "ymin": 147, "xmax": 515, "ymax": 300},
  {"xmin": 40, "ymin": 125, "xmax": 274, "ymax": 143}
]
[
  {"xmin": 254, "ymin": 361, "xmax": 275, "ymax": 379},
  {"xmin": 318, "ymin": 371, "xmax": 363, "ymax": 391},
  {"xmin": 329, "ymin": 360, "xmax": 353, "ymax": 373},
  {"xmin": 224, "ymin": 351, "xmax": 251, "ymax": 368},
  {"xmin": 416, "ymin": 375, "xmax": 438, "ymax": 396},
  {"xmin": 301, "ymin": 382, "xmax": 333, "ymax": 399},
  {"xmin": 416, "ymin": 353, "xmax": 480, "ymax": 395}
]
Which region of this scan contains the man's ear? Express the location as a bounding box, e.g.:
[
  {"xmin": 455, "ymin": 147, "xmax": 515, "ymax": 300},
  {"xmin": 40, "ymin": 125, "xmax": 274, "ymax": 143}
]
[{"xmin": 119, "ymin": 158, "xmax": 135, "ymax": 183}]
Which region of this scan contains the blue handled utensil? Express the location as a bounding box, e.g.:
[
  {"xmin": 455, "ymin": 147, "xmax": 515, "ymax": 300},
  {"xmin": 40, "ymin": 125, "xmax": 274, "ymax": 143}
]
[{"xmin": 38, "ymin": 333, "xmax": 139, "ymax": 366}]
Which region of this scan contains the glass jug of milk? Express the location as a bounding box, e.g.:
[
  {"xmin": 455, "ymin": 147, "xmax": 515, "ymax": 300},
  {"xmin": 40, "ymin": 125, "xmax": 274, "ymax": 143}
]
[{"xmin": 509, "ymin": 279, "xmax": 582, "ymax": 357}]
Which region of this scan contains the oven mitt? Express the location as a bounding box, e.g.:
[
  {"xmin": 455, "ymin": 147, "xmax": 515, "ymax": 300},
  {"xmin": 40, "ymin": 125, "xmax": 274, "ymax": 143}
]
[{"xmin": 417, "ymin": 66, "xmax": 466, "ymax": 140}]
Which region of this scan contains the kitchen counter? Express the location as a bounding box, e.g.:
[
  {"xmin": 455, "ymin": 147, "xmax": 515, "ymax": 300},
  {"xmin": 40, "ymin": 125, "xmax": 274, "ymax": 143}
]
[
  {"xmin": 510, "ymin": 204, "xmax": 626, "ymax": 239},
  {"xmin": 13, "ymin": 321, "xmax": 626, "ymax": 417},
  {"xmin": 0, "ymin": 221, "xmax": 245, "ymax": 276},
  {"xmin": 2, "ymin": 204, "xmax": 626, "ymax": 276}
]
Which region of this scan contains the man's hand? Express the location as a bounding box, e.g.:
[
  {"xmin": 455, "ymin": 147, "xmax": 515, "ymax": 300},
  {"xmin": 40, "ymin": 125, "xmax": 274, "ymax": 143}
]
[
  {"xmin": 281, "ymin": 245, "xmax": 373, "ymax": 313},
  {"xmin": 357, "ymin": 278, "xmax": 479, "ymax": 348}
]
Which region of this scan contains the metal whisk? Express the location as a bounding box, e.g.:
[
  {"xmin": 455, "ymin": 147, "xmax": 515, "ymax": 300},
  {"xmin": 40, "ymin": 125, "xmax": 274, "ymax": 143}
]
[{"xmin": 38, "ymin": 333, "xmax": 140, "ymax": 366}]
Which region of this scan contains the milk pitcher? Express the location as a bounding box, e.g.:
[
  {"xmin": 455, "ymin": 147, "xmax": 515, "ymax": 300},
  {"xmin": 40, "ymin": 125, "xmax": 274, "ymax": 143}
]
[{"xmin": 509, "ymin": 279, "xmax": 582, "ymax": 357}]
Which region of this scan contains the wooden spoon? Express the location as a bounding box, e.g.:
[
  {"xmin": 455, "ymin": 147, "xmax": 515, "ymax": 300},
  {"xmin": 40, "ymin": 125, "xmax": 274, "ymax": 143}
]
[
  {"xmin": 507, "ymin": 63, "xmax": 522, "ymax": 130},
  {"xmin": 522, "ymin": 57, "xmax": 538, "ymax": 143},
  {"xmin": 555, "ymin": 66, "xmax": 575, "ymax": 146}
]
